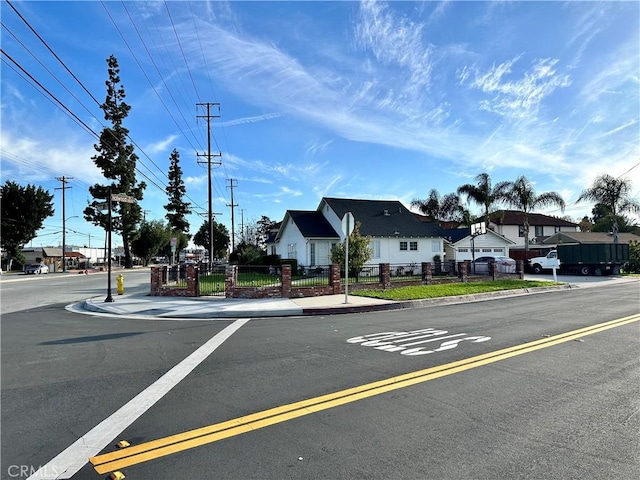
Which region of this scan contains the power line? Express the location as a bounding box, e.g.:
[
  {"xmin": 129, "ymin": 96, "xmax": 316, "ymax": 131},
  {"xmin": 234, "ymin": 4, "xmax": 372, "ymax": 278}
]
[{"xmin": 164, "ymin": 0, "xmax": 201, "ymax": 101}]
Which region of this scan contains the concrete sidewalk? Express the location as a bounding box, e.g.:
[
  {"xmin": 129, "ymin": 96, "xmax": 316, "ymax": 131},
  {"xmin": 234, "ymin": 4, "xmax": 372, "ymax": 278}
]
[{"xmin": 75, "ymin": 282, "xmax": 578, "ymax": 320}]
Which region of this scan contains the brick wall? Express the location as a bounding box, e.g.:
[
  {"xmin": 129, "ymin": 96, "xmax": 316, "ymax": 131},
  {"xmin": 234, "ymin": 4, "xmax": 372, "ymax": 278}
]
[{"xmin": 150, "ymin": 265, "xmax": 199, "ymax": 297}]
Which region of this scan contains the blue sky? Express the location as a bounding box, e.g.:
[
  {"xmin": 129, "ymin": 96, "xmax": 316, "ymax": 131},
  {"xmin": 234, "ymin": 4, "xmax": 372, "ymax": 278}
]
[{"xmin": 1, "ymin": 0, "xmax": 639, "ymax": 251}]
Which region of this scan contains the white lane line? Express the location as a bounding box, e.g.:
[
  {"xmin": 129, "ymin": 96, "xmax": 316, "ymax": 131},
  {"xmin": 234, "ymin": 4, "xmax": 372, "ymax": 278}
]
[{"xmin": 28, "ymin": 318, "xmax": 250, "ymax": 480}]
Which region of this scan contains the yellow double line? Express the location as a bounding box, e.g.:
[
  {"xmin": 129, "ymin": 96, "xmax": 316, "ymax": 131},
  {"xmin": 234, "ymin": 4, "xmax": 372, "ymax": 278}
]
[{"xmin": 91, "ymin": 313, "xmax": 640, "ymax": 475}]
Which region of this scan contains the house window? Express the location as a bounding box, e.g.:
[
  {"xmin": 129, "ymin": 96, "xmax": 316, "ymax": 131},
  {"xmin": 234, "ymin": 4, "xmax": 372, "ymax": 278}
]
[
  {"xmin": 409, "ymin": 241, "xmax": 418, "ymax": 251},
  {"xmin": 371, "ymin": 240, "xmax": 380, "ymax": 259},
  {"xmin": 431, "ymin": 240, "xmax": 440, "ymax": 251},
  {"xmin": 287, "ymin": 243, "xmax": 296, "ymax": 259},
  {"xmin": 493, "ymin": 248, "xmax": 504, "ymax": 253},
  {"xmin": 400, "ymin": 241, "xmax": 408, "ymax": 251},
  {"xmin": 310, "ymin": 243, "xmax": 316, "ymax": 266},
  {"xmin": 482, "ymin": 248, "xmax": 492, "ymax": 252},
  {"xmin": 535, "ymin": 226, "xmax": 543, "ymax": 236},
  {"xmin": 458, "ymin": 248, "xmax": 469, "ymax": 252},
  {"xmin": 270, "ymin": 246, "xmax": 276, "ymax": 255},
  {"xmin": 555, "ymin": 226, "xmax": 562, "ymax": 233},
  {"xmin": 519, "ymin": 226, "xmax": 525, "ymax": 237}
]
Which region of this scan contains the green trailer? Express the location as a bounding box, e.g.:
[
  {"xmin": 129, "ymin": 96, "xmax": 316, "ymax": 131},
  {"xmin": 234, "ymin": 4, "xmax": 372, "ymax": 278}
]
[{"xmin": 556, "ymin": 243, "xmax": 629, "ymax": 275}]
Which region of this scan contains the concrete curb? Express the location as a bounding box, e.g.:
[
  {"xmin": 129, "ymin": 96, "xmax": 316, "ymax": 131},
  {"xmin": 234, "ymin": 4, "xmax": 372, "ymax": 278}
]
[{"xmin": 285, "ymin": 284, "xmax": 574, "ymax": 317}]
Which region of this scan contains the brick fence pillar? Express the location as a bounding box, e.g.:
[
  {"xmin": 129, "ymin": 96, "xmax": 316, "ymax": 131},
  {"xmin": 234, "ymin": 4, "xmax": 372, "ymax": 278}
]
[
  {"xmin": 330, "ymin": 264, "xmax": 341, "ymax": 294},
  {"xmin": 459, "ymin": 262, "xmax": 468, "ymax": 283},
  {"xmin": 380, "ymin": 263, "xmax": 391, "ymax": 289},
  {"xmin": 517, "ymin": 260, "xmax": 525, "ymax": 279},
  {"xmin": 281, "ymin": 264, "xmax": 292, "ymax": 297},
  {"xmin": 422, "ymin": 262, "xmax": 432, "ymax": 284},
  {"xmin": 186, "ymin": 264, "xmax": 199, "ymax": 297},
  {"xmin": 225, "ymin": 265, "xmax": 236, "ymax": 298},
  {"xmin": 491, "ymin": 261, "xmax": 498, "ymax": 280},
  {"xmin": 150, "ymin": 266, "xmax": 166, "ymax": 296}
]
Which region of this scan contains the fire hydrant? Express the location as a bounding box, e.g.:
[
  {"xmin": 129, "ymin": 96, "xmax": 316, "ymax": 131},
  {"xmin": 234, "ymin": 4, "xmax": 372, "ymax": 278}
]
[{"xmin": 117, "ymin": 273, "xmax": 124, "ymax": 295}]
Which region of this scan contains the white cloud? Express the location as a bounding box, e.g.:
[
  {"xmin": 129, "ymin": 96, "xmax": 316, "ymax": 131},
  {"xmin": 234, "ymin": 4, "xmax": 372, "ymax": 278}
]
[
  {"xmin": 461, "ymin": 56, "xmax": 572, "ymax": 119},
  {"xmin": 145, "ymin": 134, "xmax": 178, "ymax": 154}
]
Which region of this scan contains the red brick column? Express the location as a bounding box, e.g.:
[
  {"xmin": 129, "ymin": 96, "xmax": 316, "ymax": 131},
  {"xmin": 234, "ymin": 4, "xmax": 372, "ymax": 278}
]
[
  {"xmin": 458, "ymin": 262, "xmax": 468, "ymax": 283},
  {"xmin": 225, "ymin": 265, "xmax": 236, "ymax": 298},
  {"xmin": 281, "ymin": 264, "xmax": 292, "ymax": 297},
  {"xmin": 150, "ymin": 266, "xmax": 166, "ymax": 296},
  {"xmin": 380, "ymin": 263, "xmax": 391, "ymax": 289},
  {"xmin": 517, "ymin": 260, "xmax": 525, "ymax": 279},
  {"xmin": 422, "ymin": 262, "xmax": 432, "ymax": 284},
  {"xmin": 186, "ymin": 265, "xmax": 199, "ymax": 297},
  {"xmin": 330, "ymin": 264, "xmax": 341, "ymax": 294},
  {"xmin": 491, "ymin": 261, "xmax": 498, "ymax": 280}
]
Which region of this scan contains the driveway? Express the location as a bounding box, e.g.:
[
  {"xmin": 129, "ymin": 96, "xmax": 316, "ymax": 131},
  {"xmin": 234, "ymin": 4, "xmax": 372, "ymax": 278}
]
[{"xmin": 524, "ymin": 273, "xmax": 638, "ymax": 288}]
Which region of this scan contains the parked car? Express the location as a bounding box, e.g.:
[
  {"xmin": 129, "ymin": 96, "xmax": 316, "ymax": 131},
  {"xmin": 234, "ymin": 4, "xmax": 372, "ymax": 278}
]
[
  {"xmin": 25, "ymin": 263, "xmax": 49, "ymax": 274},
  {"xmin": 471, "ymin": 256, "xmax": 516, "ymax": 274}
]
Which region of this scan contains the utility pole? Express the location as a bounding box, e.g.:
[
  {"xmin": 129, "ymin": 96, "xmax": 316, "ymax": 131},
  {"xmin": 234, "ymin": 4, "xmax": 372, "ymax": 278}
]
[
  {"xmin": 240, "ymin": 209, "xmax": 246, "ymax": 243},
  {"xmin": 142, "ymin": 210, "xmax": 150, "ymax": 222},
  {"xmin": 226, "ymin": 179, "xmax": 238, "ymax": 252},
  {"xmin": 55, "ymin": 176, "xmax": 73, "ymax": 272},
  {"xmin": 196, "ymin": 102, "xmax": 221, "ymax": 267}
]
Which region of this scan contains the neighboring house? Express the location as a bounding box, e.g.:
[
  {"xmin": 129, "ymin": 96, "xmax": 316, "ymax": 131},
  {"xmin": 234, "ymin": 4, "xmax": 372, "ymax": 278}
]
[
  {"xmin": 22, "ymin": 247, "xmax": 88, "ymax": 271},
  {"xmin": 488, "ymin": 210, "xmax": 579, "ymax": 249},
  {"xmin": 441, "ymin": 228, "xmax": 515, "ymax": 262},
  {"xmin": 542, "ymin": 231, "xmax": 640, "ymax": 245},
  {"xmin": 272, "ymin": 198, "xmax": 446, "ymax": 267}
]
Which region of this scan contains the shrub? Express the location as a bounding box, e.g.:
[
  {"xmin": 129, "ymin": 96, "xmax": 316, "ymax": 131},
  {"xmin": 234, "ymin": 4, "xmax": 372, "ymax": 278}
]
[{"xmin": 624, "ymin": 240, "xmax": 640, "ymax": 273}]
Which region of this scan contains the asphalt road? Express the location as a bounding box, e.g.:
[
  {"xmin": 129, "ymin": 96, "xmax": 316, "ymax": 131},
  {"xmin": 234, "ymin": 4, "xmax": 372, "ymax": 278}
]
[
  {"xmin": 0, "ymin": 269, "xmax": 151, "ymax": 315},
  {"xmin": 1, "ymin": 274, "xmax": 638, "ymax": 480}
]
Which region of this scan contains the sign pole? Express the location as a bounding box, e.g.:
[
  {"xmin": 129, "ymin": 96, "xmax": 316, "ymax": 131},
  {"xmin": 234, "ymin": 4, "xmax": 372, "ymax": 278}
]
[
  {"xmin": 344, "ymin": 214, "xmax": 350, "ymax": 304},
  {"xmin": 105, "ymin": 187, "xmax": 114, "ymax": 302}
]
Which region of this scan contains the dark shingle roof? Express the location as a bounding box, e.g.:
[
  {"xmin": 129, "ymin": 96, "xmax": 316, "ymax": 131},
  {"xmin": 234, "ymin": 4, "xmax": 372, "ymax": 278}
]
[
  {"xmin": 489, "ymin": 210, "xmax": 577, "ymax": 227},
  {"xmin": 322, "ymin": 198, "xmax": 443, "ymax": 237},
  {"xmin": 288, "ymin": 211, "xmax": 339, "ymax": 238},
  {"xmin": 440, "ymin": 228, "xmax": 471, "ymax": 243}
]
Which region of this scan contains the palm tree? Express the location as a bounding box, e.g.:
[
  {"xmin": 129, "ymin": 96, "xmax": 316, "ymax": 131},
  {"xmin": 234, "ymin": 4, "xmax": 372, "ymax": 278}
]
[
  {"xmin": 501, "ymin": 176, "xmax": 566, "ymax": 252},
  {"xmin": 411, "ymin": 189, "xmax": 468, "ymax": 226},
  {"xmin": 457, "ymin": 172, "xmax": 511, "ymax": 225},
  {"xmin": 577, "ymin": 174, "xmax": 639, "ymax": 243}
]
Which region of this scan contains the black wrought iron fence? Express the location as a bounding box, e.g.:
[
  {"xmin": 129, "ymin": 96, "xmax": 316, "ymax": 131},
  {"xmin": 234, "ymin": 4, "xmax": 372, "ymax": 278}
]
[
  {"xmin": 355, "ymin": 265, "xmax": 381, "ymax": 284},
  {"xmin": 293, "ymin": 265, "xmax": 330, "ymax": 287},
  {"xmin": 389, "ymin": 262, "xmax": 421, "ymax": 282},
  {"xmin": 235, "ymin": 265, "xmax": 282, "ymax": 287}
]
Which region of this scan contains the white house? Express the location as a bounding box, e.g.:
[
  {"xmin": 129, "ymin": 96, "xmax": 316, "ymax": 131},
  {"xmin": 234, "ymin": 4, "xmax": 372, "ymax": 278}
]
[
  {"xmin": 488, "ymin": 210, "xmax": 579, "ymax": 249},
  {"xmin": 272, "ymin": 198, "xmax": 446, "ymax": 268},
  {"xmin": 441, "ymin": 228, "xmax": 515, "ymax": 262}
]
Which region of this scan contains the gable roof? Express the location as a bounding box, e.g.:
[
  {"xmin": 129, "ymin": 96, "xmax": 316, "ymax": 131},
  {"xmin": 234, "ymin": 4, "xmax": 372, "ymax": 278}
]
[
  {"xmin": 42, "ymin": 247, "xmax": 63, "ymax": 257},
  {"xmin": 543, "ymin": 231, "xmax": 640, "ymax": 245},
  {"xmin": 281, "ymin": 210, "xmax": 340, "ymax": 239},
  {"xmin": 321, "ymin": 197, "xmax": 443, "ymax": 237},
  {"xmin": 440, "ymin": 227, "xmax": 515, "ymax": 245},
  {"xmin": 489, "ymin": 210, "xmax": 577, "ymax": 227}
]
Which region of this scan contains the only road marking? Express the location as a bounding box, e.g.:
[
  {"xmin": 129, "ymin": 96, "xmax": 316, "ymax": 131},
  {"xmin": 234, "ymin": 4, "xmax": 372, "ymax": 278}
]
[{"xmin": 91, "ymin": 313, "xmax": 640, "ymax": 475}]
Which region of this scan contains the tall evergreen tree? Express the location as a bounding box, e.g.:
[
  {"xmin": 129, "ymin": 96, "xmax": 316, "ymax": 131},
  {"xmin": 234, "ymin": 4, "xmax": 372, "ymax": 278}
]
[
  {"xmin": 164, "ymin": 148, "xmax": 191, "ymax": 233},
  {"xmin": 84, "ymin": 55, "xmax": 146, "ymax": 268}
]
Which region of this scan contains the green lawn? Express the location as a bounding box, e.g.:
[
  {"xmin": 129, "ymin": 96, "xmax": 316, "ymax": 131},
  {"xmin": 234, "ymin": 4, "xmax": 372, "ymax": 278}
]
[{"xmin": 351, "ymin": 279, "xmax": 561, "ymax": 301}]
